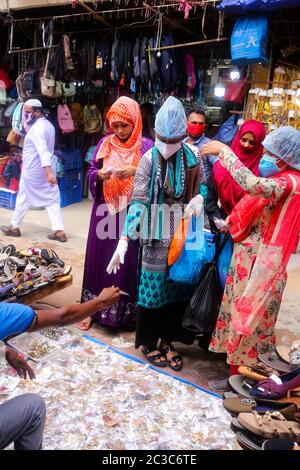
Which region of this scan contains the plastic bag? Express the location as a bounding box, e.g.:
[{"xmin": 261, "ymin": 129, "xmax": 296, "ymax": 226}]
[
  {"xmin": 168, "ymin": 216, "xmax": 190, "ymax": 266},
  {"xmin": 182, "ymin": 235, "xmax": 229, "ymax": 333},
  {"xmin": 168, "ymin": 213, "xmax": 208, "ymax": 285},
  {"xmin": 215, "ymin": 115, "xmax": 238, "ymax": 146},
  {"xmin": 217, "ymin": 235, "xmax": 233, "ymax": 290},
  {"xmin": 231, "ymin": 15, "xmax": 269, "ymax": 65}
]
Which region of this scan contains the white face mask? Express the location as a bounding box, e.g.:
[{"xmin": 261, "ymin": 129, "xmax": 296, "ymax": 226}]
[{"xmin": 155, "ymin": 138, "xmax": 181, "ymax": 160}]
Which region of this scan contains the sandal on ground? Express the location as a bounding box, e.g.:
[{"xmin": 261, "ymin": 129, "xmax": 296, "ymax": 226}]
[
  {"xmin": 160, "ymin": 343, "xmax": 183, "ymax": 372},
  {"xmin": 238, "ymin": 410, "xmax": 300, "ymax": 441},
  {"xmin": 142, "ymin": 347, "xmax": 167, "ymax": 368},
  {"xmin": 47, "ymin": 231, "xmax": 68, "ymax": 243},
  {"xmin": 40, "ymin": 249, "xmax": 65, "ymax": 268},
  {"xmin": 0, "ymin": 244, "xmax": 16, "ymax": 256}
]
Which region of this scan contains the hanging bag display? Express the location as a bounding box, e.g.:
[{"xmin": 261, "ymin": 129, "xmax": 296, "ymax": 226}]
[
  {"xmin": 69, "ymin": 102, "xmax": 84, "ymax": 130},
  {"xmin": 168, "ymin": 212, "xmax": 208, "ymax": 285},
  {"xmin": 83, "ymin": 104, "xmax": 102, "ymax": 134},
  {"xmin": 41, "ymin": 49, "xmax": 63, "ymax": 98},
  {"xmin": 57, "ymin": 104, "xmax": 75, "ymax": 134},
  {"xmin": 231, "ymin": 15, "xmax": 269, "ymax": 65},
  {"xmin": 182, "ymin": 234, "xmax": 229, "ymax": 333},
  {"xmin": 62, "ymin": 81, "xmax": 76, "ymax": 98}
]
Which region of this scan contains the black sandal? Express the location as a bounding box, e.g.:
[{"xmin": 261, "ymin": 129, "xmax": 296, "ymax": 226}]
[
  {"xmin": 160, "ymin": 344, "xmax": 183, "ymax": 372},
  {"xmin": 40, "ymin": 249, "xmax": 65, "ymax": 268},
  {"xmin": 142, "ymin": 347, "xmax": 167, "ymax": 368}
]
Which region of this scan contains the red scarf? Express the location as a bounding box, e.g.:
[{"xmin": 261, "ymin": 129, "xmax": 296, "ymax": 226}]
[
  {"xmin": 213, "ymin": 120, "xmax": 266, "ymax": 215},
  {"xmin": 229, "ymin": 171, "xmax": 300, "ymax": 266}
]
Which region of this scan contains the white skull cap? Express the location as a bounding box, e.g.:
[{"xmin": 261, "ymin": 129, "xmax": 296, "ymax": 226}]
[{"xmin": 25, "ymin": 99, "xmax": 43, "ymax": 108}]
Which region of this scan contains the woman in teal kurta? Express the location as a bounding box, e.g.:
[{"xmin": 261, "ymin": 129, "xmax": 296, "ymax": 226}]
[{"xmin": 107, "ymin": 97, "xmax": 207, "ymax": 371}]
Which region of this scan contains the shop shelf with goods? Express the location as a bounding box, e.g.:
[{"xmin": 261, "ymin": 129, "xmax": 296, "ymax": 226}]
[{"xmin": 58, "ymin": 169, "xmax": 82, "ymax": 208}]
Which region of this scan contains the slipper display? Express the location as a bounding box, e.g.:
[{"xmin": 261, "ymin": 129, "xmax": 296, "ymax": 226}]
[
  {"xmin": 19, "ymin": 248, "xmax": 65, "ymax": 268},
  {"xmin": 276, "ymin": 344, "xmax": 293, "ymax": 364},
  {"xmin": 208, "ymin": 378, "xmax": 231, "ymax": 392},
  {"xmin": 276, "ymin": 341, "xmax": 300, "ymax": 368},
  {"xmin": 238, "ymin": 366, "xmax": 267, "ymax": 382},
  {"xmin": 262, "ymin": 438, "xmax": 296, "ymax": 451},
  {"xmin": 235, "ymin": 430, "xmax": 264, "ymax": 451},
  {"xmin": 228, "ymin": 375, "xmax": 256, "ymax": 398},
  {"xmin": 223, "ymin": 397, "xmax": 298, "ymax": 418},
  {"xmin": 0, "ymin": 244, "xmax": 16, "ymax": 257},
  {"xmin": 250, "ymin": 367, "xmax": 300, "ymax": 400},
  {"xmin": 0, "ymin": 246, "xmax": 71, "ymax": 301},
  {"xmin": 259, "ymin": 351, "xmax": 291, "ymax": 374},
  {"xmin": 238, "ymin": 410, "xmax": 300, "ymax": 441}
]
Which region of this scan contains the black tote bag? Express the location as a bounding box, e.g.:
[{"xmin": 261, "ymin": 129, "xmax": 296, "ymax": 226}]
[{"xmin": 182, "ymin": 234, "xmax": 229, "ymax": 334}]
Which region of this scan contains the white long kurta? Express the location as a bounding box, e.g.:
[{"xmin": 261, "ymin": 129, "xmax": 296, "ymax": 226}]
[{"xmin": 19, "ymin": 117, "xmax": 60, "ymax": 207}]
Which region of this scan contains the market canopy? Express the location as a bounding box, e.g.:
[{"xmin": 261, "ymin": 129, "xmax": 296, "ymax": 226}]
[{"xmin": 217, "ymin": 0, "xmax": 300, "ymax": 13}]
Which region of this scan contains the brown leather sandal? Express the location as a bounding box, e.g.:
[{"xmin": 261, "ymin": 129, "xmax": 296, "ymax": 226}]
[{"xmin": 47, "ymin": 231, "xmax": 68, "ymax": 243}]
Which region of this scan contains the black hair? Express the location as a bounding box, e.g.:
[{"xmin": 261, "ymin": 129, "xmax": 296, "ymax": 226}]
[{"xmin": 187, "ymin": 109, "xmax": 206, "ymax": 119}]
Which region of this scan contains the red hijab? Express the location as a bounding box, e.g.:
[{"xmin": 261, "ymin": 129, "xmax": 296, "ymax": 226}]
[{"xmin": 213, "ymin": 120, "xmax": 266, "ymax": 215}]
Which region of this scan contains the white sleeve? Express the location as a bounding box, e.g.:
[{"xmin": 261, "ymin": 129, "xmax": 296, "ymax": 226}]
[{"xmin": 31, "ymin": 125, "xmax": 53, "ymax": 168}]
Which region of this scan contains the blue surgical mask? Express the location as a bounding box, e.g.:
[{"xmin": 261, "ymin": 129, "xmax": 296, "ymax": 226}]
[{"xmin": 259, "ymin": 154, "xmax": 280, "ymax": 177}]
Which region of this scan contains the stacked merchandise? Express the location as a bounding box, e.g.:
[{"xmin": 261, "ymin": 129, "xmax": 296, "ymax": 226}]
[
  {"xmin": 55, "ymin": 149, "xmax": 82, "ymax": 208},
  {"xmin": 0, "ymin": 152, "xmax": 22, "ymax": 210},
  {"xmin": 0, "ymin": 244, "xmax": 71, "ymax": 302},
  {"xmin": 221, "ymin": 343, "xmax": 300, "ymax": 450}
]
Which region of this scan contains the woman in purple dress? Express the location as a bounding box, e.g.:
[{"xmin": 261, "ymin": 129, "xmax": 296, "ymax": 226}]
[{"xmin": 79, "ymin": 97, "xmax": 153, "ymax": 330}]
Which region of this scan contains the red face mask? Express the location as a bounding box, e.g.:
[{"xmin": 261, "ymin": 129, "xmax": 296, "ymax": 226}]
[{"xmin": 187, "ymin": 123, "xmax": 205, "ymax": 138}]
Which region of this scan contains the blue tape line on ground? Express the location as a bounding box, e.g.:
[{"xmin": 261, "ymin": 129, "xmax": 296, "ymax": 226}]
[{"xmin": 83, "ymin": 334, "xmax": 222, "ymax": 399}]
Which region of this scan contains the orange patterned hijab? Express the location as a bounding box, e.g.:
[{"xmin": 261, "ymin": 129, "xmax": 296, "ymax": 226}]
[{"xmin": 96, "ymin": 96, "xmax": 142, "ymax": 215}]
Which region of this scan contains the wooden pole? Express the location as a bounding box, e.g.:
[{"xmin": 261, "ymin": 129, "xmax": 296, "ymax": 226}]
[
  {"xmin": 147, "ymin": 37, "xmax": 227, "ymax": 52},
  {"xmin": 8, "ymin": 45, "xmax": 59, "ymax": 54},
  {"xmin": 77, "ymin": 1, "xmax": 113, "ymax": 29}
]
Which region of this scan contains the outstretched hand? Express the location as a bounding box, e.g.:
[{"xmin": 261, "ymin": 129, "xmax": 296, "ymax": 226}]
[
  {"xmin": 6, "ymin": 347, "xmax": 36, "ymax": 380},
  {"xmin": 201, "ymin": 141, "xmax": 228, "ymax": 157}
]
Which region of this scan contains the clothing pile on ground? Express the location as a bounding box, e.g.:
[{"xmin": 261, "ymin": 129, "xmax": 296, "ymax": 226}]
[
  {"xmin": 0, "ymin": 244, "xmax": 71, "ymax": 301},
  {"xmin": 221, "ymin": 344, "xmax": 300, "ymax": 450}
]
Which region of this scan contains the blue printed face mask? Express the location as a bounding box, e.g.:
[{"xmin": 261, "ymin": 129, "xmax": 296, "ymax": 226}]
[{"xmin": 259, "ymin": 154, "xmax": 280, "ymax": 177}]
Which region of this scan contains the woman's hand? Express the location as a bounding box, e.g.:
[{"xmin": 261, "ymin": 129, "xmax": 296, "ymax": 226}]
[
  {"xmin": 201, "ymin": 141, "xmax": 229, "ymax": 157},
  {"xmin": 98, "ymin": 168, "xmax": 112, "ymax": 181},
  {"xmin": 114, "ymin": 166, "xmax": 137, "ymax": 180}
]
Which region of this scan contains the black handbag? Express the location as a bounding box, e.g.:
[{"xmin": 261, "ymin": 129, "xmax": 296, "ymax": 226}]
[{"xmin": 182, "ymin": 233, "xmax": 229, "ymax": 334}]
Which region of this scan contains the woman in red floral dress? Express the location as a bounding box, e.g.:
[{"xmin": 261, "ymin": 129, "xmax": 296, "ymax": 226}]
[{"xmin": 201, "ymin": 126, "xmax": 300, "ymax": 373}]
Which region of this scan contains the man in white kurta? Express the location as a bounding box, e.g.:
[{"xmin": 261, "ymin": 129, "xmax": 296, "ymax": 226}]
[{"xmin": 1, "ymin": 99, "xmax": 67, "ymax": 242}]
